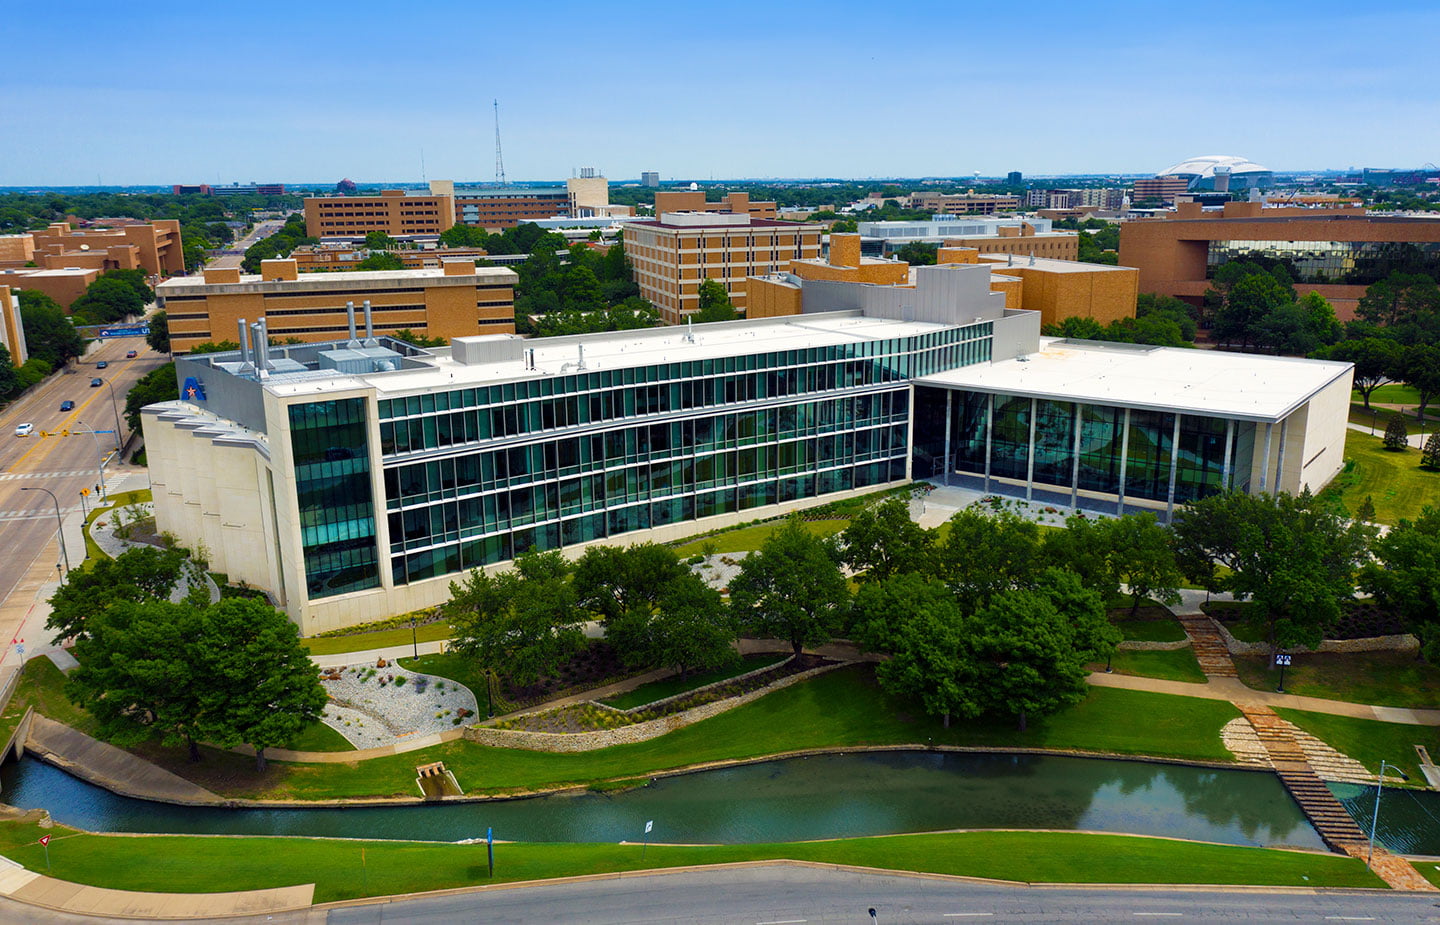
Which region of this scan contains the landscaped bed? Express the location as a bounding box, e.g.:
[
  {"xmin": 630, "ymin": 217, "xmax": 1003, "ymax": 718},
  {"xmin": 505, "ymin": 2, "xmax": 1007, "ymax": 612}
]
[
  {"xmin": 601, "ymin": 654, "xmax": 789, "ymax": 710},
  {"xmin": 316, "ymin": 662, "xmax": 479, "ymax": 749},
  {"xmin": 1203, "ymin": 598, "xmax": 1412, "ymax": 645},
  {"xmin": 1109, "ymin": 605, "xmax": 1187, "ymax": 643},
  {"xmin": 1235, "ymin": 651, "xmax": 1440, "ymax": 710}
]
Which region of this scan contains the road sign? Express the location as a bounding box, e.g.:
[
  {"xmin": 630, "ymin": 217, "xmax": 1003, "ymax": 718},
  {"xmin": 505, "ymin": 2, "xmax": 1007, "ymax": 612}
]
[
  {"xmin": 81, "ymin": 488, "xmax": 90, "ymax": 496},
  {"xmin": 96, "ymin": 324, "xmax": 150, "ymax": 338},
  {"xmin": 1275, "ymin": 655, "xmax": 1292, "ymax": 666},
  {"xmin": 14, "ymin": 645, "xmax": 22, "ymax": 656},
  {"xmin": 38, "ymin": 835, "xmax": 49, "ymax": 846},
  {"xmin": 644, "ymin": 820, "xmax": 653, "ymax": 834}
]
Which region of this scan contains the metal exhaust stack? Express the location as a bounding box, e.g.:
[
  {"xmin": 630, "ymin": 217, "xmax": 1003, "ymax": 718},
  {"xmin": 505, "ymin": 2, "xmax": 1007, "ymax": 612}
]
[
  {"xmin": 237, "ymin": 318, "xmax": 251, "ymax": 370},
  {"xmin": 363, "ymin": 300, "xmax": 375, "ymax": 345},
  {"xmin": 345, "ymin": 301, "xmax": 359, "ymax": 347},
  {"xmin": 251, "ymin": 321, "xmax": 270, "ymax": 376}
]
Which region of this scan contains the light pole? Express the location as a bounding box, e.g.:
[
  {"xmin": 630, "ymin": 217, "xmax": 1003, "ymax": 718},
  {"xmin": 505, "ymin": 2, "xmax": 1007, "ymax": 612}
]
[
  {"xmin": 70, "ymin": 421, "xmax": 109, "ymax": 501},
  {"xmin": 101, "ymin": 380, "xmax": 124, "ymax": 453},
  {"xmin": 22, "ymin": 487, "xmax": 70, "ymax": 577},
  {"xmin": 1367, "ymin": 759, "xmax": 1389, "ymax": 869},
  {"xmin": 411, "ymin": 614, "xmax": 419, "ymax": 660}
]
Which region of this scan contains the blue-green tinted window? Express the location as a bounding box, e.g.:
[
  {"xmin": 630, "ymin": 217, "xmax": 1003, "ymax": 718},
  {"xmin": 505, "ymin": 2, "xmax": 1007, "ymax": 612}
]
[{"xmin": 289, "ymin": 399, "xmax": 379, "ymax": 599}]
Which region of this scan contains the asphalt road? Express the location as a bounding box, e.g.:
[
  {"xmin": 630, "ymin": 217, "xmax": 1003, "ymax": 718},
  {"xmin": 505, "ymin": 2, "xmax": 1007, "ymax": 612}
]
[
  {"xmin": 207, "ymin": 219, "xmax": 285, "ymax": 269},
  {"xmin": 4, "ymin": 866, "xmax": 1437, "ymax": 924},
  {"xmin": 0, "ymin": 336, "xmax": 166, "ymax": 605}
]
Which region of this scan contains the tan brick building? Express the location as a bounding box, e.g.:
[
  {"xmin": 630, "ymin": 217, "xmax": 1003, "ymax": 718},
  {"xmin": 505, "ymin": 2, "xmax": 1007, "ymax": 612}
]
[
  {"xmin": 0, "ymin": 221, "xmax": 185, "ymax": 276},
  {"xmin": 0, "ymin": 266, "xmax": 100, "ymax": 309},
  {"xmin": 942, "ymin": 223, "xmax": 1078, "ymax": 261},
  {"xmin": 157, "ymin": 259, "xmax": 517, "ymax": 353},
  {"xmin": 652, "ymin": 191, "xmax": 777, "ymax": 220},
  {"xmin": 626, "ymin": 213, "xmax": 822, "ymax": 322},
  {"xmin": 1131, "ymin": 176, "xmax": 1191, "ymax": 204},
  {"xmin": 305, "ymin": 178, "xmax": 611, "ymax": 237},
  {"xmin": 304, "ymin": 190, "xmax": 457, "ymax": 238},
  {"xmin": 908, "ymin": 192, "xmax": 1021, "ymax": 215},
  {"xmin": 289, "ymin": 243, "xmax": 492, "ymax": 272},
  {"xmin": 1117, "ymin": 200, "xmax": 1440, "ymax": 321}
]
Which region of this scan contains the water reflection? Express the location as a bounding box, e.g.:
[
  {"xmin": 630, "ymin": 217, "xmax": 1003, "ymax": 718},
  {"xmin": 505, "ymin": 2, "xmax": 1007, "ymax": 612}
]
[
  {"xmin": 1332, "ymin": 782, "xmax": 1440, "ymax": 855},
  {"xmin": 0, "ymin": 751, "xmax": 1323, "ymax": 849}
]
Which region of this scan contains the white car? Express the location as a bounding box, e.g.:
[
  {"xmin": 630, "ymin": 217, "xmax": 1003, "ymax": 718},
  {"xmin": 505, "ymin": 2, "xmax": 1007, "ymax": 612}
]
[{"xmin": 14, "ymin": 423, "xmax": 34, "ymax": 437}]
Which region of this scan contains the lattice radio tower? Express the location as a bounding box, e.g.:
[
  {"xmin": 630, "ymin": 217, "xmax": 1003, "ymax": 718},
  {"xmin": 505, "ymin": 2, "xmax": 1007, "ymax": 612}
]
[{"xmin": 493, "ymin": 99, "xmax": 507, "ymax": 187}]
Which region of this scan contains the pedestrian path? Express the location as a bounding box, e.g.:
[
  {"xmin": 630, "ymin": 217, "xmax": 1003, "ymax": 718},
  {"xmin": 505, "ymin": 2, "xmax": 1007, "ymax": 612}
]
[
  {"xmin": 1347, "ymin": 420, "xmax": 1429, "ymax": 448},
  {"xmin": 1176, "ymin": 614, "xmax": 1238, "ymax": 679},
  {"xmin": 0, "ymin": 506, "xmax": 83, "ymax": 524}
]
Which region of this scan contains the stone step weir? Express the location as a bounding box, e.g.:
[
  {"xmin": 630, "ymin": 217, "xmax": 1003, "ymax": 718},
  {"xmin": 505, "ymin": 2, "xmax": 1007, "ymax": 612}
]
[{"xmin": 1177, "ymin": 614, "xmax": 1238, "ymax": 678}]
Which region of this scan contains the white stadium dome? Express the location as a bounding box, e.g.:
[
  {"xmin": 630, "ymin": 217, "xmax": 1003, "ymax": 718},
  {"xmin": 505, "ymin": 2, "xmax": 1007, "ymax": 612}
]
[{"xmin": 1156, "ymin": 155, "xmax": 1272, "ymax": 191}]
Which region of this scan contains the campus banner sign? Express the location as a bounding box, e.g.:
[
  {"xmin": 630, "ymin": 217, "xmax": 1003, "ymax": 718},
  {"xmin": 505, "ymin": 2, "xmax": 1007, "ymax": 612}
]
[{"xmin": 96, "ymin": 324, "xmax": 150, "ymax": 338}]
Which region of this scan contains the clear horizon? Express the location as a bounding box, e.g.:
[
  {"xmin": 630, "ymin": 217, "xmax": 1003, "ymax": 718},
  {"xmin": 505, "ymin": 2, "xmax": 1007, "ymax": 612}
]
[{"xmin": 5, "ymin": 0, "xmax": 1436, "ymax": 186}]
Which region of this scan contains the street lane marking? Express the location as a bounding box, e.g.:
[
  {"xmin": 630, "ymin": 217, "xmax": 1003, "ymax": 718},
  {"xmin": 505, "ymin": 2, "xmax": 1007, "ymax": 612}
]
[
  {"xmin": 1133, "ymin": 916, "xmax": 1183, "ymax": 919},
  {"xmin": 8, "ymin": 352, "xmax": 139, "ymax": 472},
  {"xmin": 1324, "ymin": 918, "xmax": 1376, "ymax": 921},
  {"xmin": 944, "ymin": 915, "xmax": 995, "ymax": 918},
  {"xmin": 755, "ymin": 920, "xmax": 807, "ymax": 924}
]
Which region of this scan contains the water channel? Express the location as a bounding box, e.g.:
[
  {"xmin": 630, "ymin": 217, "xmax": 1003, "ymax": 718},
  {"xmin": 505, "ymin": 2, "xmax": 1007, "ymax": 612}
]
[{"xmin": 2, "ymin": 751, "xmax": 1328, "ymax": 850}]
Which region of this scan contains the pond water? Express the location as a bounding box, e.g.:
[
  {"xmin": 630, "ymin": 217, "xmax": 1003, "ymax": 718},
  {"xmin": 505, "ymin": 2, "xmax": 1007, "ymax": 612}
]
[
  {"xmin": 1, "ymin": 751, "xmax": 1325, "ymax": 850},
  {"xmin": 1331, "ymin": 781, "xmax": 1440, "ymax": 856}
]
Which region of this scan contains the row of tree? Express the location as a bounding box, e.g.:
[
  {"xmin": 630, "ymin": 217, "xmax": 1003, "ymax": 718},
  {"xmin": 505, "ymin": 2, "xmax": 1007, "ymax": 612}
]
[
  {"xmin": 1042, "ymin": 293, "xmax": 1198, "ymax": 348},
  {"xmin": 48, "ymin": 547, "xmax": 325, "ymax": 770}
]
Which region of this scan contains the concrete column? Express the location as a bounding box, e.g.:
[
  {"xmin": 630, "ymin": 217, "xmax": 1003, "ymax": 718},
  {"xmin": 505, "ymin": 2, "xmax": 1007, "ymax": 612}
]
[
  {"xmin": 1025, "ymin": 397, "xmax": 1037, "ymax": 502},
  {"xmin": 1117, "ymin": 408, "xmax": 1131, "ymax": 515},
  {"xmin": 1070, "ymin": 402, "xmax": 1083, "ymax": 511},
  {"xmin": 1221, "ymin": 419, "xmax": 1235, "ymax": 493},
  {"xmin": 983, "ymin": 393, "xmax": 994, "ymax": 494},
  {"xmin": 943, "ymin": 389, "xmax": 953, "ymax": 487},
  {"xmin": 1165, "ymin": 414, "xmax": 1182, "ymax": 523},
  {"xmin": 1259, "ymin": 422, "xmax": 1273, "ymax": 493},
  {"xmin": 1273, "ymin": 415, "xmax": 1287, "ymax": 493}
]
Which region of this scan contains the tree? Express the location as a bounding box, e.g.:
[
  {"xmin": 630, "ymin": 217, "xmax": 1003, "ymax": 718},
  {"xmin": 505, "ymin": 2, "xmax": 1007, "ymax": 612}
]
[
  {"xmin": 1312, "ymin": 338, "xmax": 1401, "ymax": 410},
  {"xmin": 729, "ymin": 517, "xmax": 849, "ymax": 656},
  {"xmin": 933, "ymin": 506, "xmax": 1042, "ymax": 610},
  {"xmin": 125, "ymin": 362, "xmax": 178, "ymax": 433},
  {"xmin": 193, "ymin": 597, "xmax": 328, "ymax": 771},
  {"xmin": 1211, "ymin": 269, "xmax": 1294, "ymax": 349},
  {"xmin": 1101, "ymin": 513, "xmax": 1183, "ymax": 616},
  {"xmin": 1400, "ymin": 343, "xmax": 1440, "ymax": 421},
  {"xmin": 446, "ymin": 550, "xmax": 585, "ymax": 685},
  {"xmin": 47, "ymin": 546, "xmax": 188, "ymax": 641},
  {"xmin": 1041, "ymin": 513, "xmax": 1118, "ymax": 598},
  {"xmin": 101, "ymin": 268, "xmax": 154, "ymax": 305},
  {"xmin": 649, "ymin": 572, "xmax": 736, "ymax": 678},
  {"xmin": 1424, "ymin": 433, "xmax": 1440, "ymax": 471},
  {"xmin": 1136, "ymin": 292, "xmax": 1198, "ymax": 342},
  {"xmin": 1356, "ymin": 496, "xmax": 1377, "ymax": 523},
  {"xmin": 1361, "ymin": 507, "xmax": 1440, "ymax": 662},
  {"xmin": 573, "ymin": 543, "xmax": 686, "ymax": 662},
  {"xmin": 838, "ymin": 497, "xmax": 936, "ymax": 581},
  {"xmin": 363, "ymin": 231, "xmax": 395, "ymax": 250},
  {"xmin": 1041, "ymin": 316, "xmax": 1106, "ymax": 340},
  {"xmin": 895, "ymin": 242, "xmax": 938, "ymax": 266},
  {"xmin": 0, "ymin": 344, "xmax": 17, "ymax": 398},
  {"xmin": 65, "ymin": 600, "xmax": 208, "ymax": 758},
  {"xmin": 1384, "ymin": 413, "xmax": 1409, "ymax": 451},
  {"xmin": 560, "ymin": 265, "xmax": 605, "ymax": 313},
  {"xmin": 694, "ymin": 279, "xmax": 738, "ymax": 323},
  {"xmin": 355, "ymin": 252, "xmax": 404, "ymax": 271},
  {"xmin": 19, "ymin": 291, "xmax": 85, "ymax": 367},
  {"xmin": 146, "ymin": 309, "xmax": 170, "ymax": 354},
  {"xmin": 1171, "ymin": 491, "xmax": 1373, "ymax": 655},
  {"xmin": 390, "ymin": 329, "xmax": 448, "ymax": 348},
  {"xmin": 1356, "ymin": 272, "xmax": 1440, "ymax": 344},
  {"xmin": 851, "ymin": 573, "xmax": 973, "ymax": 727},
  {"xmin": 69, "ymin": 275, "xmax": 145, "ymax": 324},
  {"xmin": 186, "ymin": 340, "xmax": 240, "ymax": 354}
]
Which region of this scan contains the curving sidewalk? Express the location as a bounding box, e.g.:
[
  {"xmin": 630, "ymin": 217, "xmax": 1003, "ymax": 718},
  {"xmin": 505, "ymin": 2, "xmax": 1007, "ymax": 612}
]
[{"xmin": 86, "ymin": 501, "xmax": 220, "ymax": 605}]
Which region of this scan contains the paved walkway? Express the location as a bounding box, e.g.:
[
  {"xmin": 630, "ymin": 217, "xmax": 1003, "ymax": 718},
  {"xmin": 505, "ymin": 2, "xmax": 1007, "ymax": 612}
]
[
  {"xmin": 88, "ymin": 501, "xmax": 220, "ymax": 604},
  {"xmin": 1347, "ymin": 419, "xmax": 1430, "ymax": 449},
  {"xmin": 23, "ymin": 715, "xmax": 222, "ymax": 805}
]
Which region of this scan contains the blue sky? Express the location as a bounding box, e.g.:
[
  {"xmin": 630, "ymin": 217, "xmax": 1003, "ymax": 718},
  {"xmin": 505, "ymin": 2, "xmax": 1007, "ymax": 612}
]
[{"xmin": 4, "ymin": 0, "xmax": 1437, "ymax": 185}]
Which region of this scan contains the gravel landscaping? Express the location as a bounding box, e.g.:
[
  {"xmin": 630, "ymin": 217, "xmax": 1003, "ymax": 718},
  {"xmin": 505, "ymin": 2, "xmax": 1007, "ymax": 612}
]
[{"xmin": 317, "ymin": 662, "xmax": 479, "ymax": 750}]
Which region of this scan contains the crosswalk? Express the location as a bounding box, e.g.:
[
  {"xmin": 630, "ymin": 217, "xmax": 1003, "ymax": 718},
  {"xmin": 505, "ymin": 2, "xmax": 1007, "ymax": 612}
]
[
  {"xmin": 0, "ymin": 470, "xmax": 100, "ymax": 482},
  {"xmin": 0, "ymin": 505, "xmax": 84, "ymax": 523}
]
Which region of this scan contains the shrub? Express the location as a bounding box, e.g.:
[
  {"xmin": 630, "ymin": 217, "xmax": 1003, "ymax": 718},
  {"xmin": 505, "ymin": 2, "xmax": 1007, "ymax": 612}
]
[
  {"xmin": 1423, "ymin": 432, "xmax": 1440, "ymax": 471},
  {"xmin": 1384, "ymin": 413, "xmax": 1409, "ymax": 451}
]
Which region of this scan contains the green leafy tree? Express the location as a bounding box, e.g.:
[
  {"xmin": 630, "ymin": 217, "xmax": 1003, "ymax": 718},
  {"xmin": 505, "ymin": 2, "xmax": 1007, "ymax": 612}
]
[
  {"xmin": 561, "ymin": 265, "xmax": 605, "ymax": 313},
  {"xmin": 101, "ymin": 268, "xmax": 154, "ymax": 305},
  {"xmin": 1171, "ymin": 491, "xmax": 1374, "ymax": 655},
  {"xmin": 186, "ymin": 340, "xmax": 241, "ymax": 354},
  {"xmin": 363, "ymin": 231, "xmax": 395, "ymax": 250},
  {"xmin": 125, "ymin": 362, "xmax": 178, "ymax": 433},
  {"xmin": 1136, "ymin": 293, "xmax": 1199, "ymax": 341},
  {"xmin": 1102, "ymin": 513, "xmax": 1184, "ymax": 616},
  {"xmin": 0, "ymin": 344, "xmax": 17, "ymax": 398},
  {"xmin": 1384, "ymin": 413, "xmax": 1409, "ymax": 451},
  {"xmin": 1423, "ymin": 433, "xmax": 1440, "ymax": 471},
  {"xmin": 838, "ymin": 497, "xmax": 936, "ymax": 581},
  {"xmin": 694, "ymin": 278, "xmax": 738, "ymax": 323},
  {"xmin": 1356, "ymin": 495, "xmax": 1377, "ymax": 523},
  {"xmin": 19, "ymin": 291, "xmax": 85, "ymax": 367},
  {"xmin": 146, "ymin": 309, "xmax": 170, "ymax": 354},
  {"xmin": 390, "ymin": 329, "xmax": 448, "ymax": 348},
  {"xmin": 1361, "ymin": 507, "xmax": 1440, "ymax": 661},
  {"xmin": 355, "ymin": 252, "xmax": 405, "ymax": 271},
  {"xmin": 852, "ymin": 573, "xmax": 972, "ymax": 726},
  {"xmin": 1400, "ymin": 343, "xmax": 1440, "ymax": 421},
  {"xmin": 1041, "ymin": 513, "xmax": 1118, "ymax": 598},
  {"xmin": 47, "ymin": 546, "xmax": 188, "ymax": 641},
  {"xmin": 1312, "ymin": 338, "xmax": 1401, "ymax": 410},
  {"xmin": 1356, "ymin": 272, "xmax": 1440, "ymax": 345},
  {"xmin": 1041, "ymin": 316, "xmax": 1106, "ymax": 340},
  {"xmin": 895, "ymin": 242, "xmax": 938, "ymax": 266},
  {"xmin": 649, "ymin": 572, "xmax": 736, "ymax": 678},
  {"xmin": 573, "ymin": 543, "xmax": 686, "ymax": 662},
  {"xmin": 69, "ymin": 275, "xmax": 146, "ymax": 324},
  {"xmin": 1211, "ymin": 268, "xmax": 1294, "ymax": 350},
  {"xmin": 933, "ymin": 506, "xmax": 1042, "ymax": 610},
  {"xmin": 729, "ymin": 517, "xmax": 849, "ymax": 656},
  {"xmin": 193, "ymin": 597, "xmax": 328, "ymax": 771},
  {"xmin": 446, "ymin": 550, "xmax": 585, "ymax": 685}
]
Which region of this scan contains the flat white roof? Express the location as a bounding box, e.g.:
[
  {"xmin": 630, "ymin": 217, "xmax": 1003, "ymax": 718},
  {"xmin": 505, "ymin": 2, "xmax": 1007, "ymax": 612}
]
[
  {"xmin": 916, "ymin": 338, "xmax": 1352, "ymax": 423},
  {"xmin": 263, "ymin": 312, "xmax": 953, "ymax": 398},
  {"xmin": 158, "ymin": 265, "xmax": 516, "ymax": 292}
]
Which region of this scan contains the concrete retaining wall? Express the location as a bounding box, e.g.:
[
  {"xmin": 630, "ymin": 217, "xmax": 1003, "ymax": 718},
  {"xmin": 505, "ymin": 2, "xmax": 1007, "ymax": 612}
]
[
  {"xmin": 1213, "ymin": 621, "xmax": 1419, "ymax": 656},
  {"xmin": 618, "ymin": 655, "xmax": 797, "ymax": 715},
  {"xmin": 1117, "ymin": 639, "xmax": 1191, "ymax": 652},
  {"xmin": 465, "ymin": 662, "xmax": 844, "ymax": 753}
]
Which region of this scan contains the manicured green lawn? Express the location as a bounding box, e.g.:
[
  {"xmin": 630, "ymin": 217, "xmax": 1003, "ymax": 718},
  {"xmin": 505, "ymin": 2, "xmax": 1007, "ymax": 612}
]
[
  {"xmin": 284, "ymin": 721, "xmax": 355, "ymax": 753},
  {"xmin": 1110, "ymin": 607, "xmax": 1186, "ymax": 642},
  {"xmin": 218, "ymin": 666, "xmax": 1243, "ymax": 801},
  {"xmin": 1275, "ymin": 707, "xmax": 1440, "ymax": 787},
  {"xmin": 1321, "ymin": 430, "xmax": 1439, "ymax": 526},
  {"xmin": 304, "ymin": 621, "xmax": 453, "ymax": 656},
  {"xmin": 1235, "ymin": 651, "xmax": 1440, "ymax": 710},
  {"xmin": 673, "ymin": 519, "xmax": 848, "ymax": 556},
  {"xmin": 600, "ymin": 655, "xmax": 787, "ymax": 710},
  {"xmin": 1096, "ymin": 648, "xmax": 1207, "ymax": 684},
  {"xmin": 396, "ymin": 653, "xmax": 485, "ymax": 702},
  {"xmin": 1360, "ymin": 384, "xmax": 1422, "ymax": 405},
  {"xmin": 0, "ymin": 819, "xmax": 1384, "ymax": 902}
]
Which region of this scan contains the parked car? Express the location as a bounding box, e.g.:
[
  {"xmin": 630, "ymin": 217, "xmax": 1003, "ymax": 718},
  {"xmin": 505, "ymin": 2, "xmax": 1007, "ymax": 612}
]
[
  {"xmin": 125, "ymin": 350, "xmax": 138, "ymax": 358},
  {"xmin": 60, "ymin": 400, "xmax": 74, "ymax": 411},
  {"xmin": 90, "ymin": 378, "xmax": 103, "ymax": 388},
  {"xmin": 96, "ymin": 361, "xmax": 108, "ymax": 369},
  {"xmin": 14, "ymin": 423, "xmax": 34, "ymax": 437}
]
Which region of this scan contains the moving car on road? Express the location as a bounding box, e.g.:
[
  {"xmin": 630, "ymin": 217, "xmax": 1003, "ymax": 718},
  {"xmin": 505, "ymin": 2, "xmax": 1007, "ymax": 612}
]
[
  {"xmin": 90, "ymin": 378, "xmax": 103, "ymax": 387},
  {"xmin": 14, "ymin": 423, "xmax": 34, "ymax": 437},
  {"xmin": 96, "ymin": 361, "xmax": 108, "ymax": 369},
  {"xmin": 126, "ymin": 350, "xmax": 138, "ymax": 358},
  {"xmin": 60, "ymin": 400, "xmax": 74, "ymax": 411}
]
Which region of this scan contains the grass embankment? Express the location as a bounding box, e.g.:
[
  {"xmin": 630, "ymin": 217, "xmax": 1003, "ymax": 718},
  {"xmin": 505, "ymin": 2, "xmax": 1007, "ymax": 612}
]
[
  {"xmin": 303, "ymin": 622, "xmax": 453, "ymax": 657},
  {"xmin": 1110, "ymin": 605, "xmax": 1186, "ymax": 642},
  {"xmin": 80, "ymin": 488, "xmax": 154, "ymax": 566},
  {"xmin": 600, "ymin": 655, "xmax": 787, "ymax": 710},
  {"xmin": 0, "ymin": 819, "xmax": 1385, "ymax": 901},
  {"xmin": 1096, "ymin": 649, "xmax": 1207, "ymax": 684},
  {"xmin": 673, "ymin": 519, "xmax": 848, "ymax": 556},
  {"xmin": 1322, "ymin": 429, "xmax": 1438, "ymax": 526},
  {"xmin": 1276, "ymin": 707, "xmax": 1440, "ymax": 787},
  {"xmin": 1236, "ymin": 651, "xmax": 1440, "ymax": 710}
]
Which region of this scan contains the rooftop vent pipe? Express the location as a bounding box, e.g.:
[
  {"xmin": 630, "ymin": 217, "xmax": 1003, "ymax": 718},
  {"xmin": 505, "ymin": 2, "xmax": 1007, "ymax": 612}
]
[
  {"xmin": 577, "ymin": 344, "xmax": 587, "ymax": 370},
  {"xmin": 363, "ymin": 300, "xmax": 375, "ymax": 344},
  {"xmin": 236, "ymin": 317, "xmax": 251, "ymax": 369},
  {"xmin": 345, "ymin": 301, "xmax": 359, "ymax": 347},
  {"xmin": 251, "ymin": 321, "xmax": 271, "ymax": 377}
]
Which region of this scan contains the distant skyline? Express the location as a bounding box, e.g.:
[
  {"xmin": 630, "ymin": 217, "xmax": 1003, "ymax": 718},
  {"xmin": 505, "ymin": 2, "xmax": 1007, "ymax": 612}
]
[{"xmin": 4, "ymin": 0, "xmax": 1437, "ymax": 186}]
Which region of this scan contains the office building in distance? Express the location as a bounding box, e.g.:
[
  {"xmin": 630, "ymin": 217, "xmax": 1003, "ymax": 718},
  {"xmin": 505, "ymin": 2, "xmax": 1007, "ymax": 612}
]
[
  {"xmin": 0, "ymin": 221, "xmax": 185, "ymax": 276},
  {"xmin": 157, "ymin": 258, "xmax": 517, "ymax": 353},
  {"xmin": 641, "ymin": 171, "xmax": 660, "ymax": 188},
  {"xmin": 907, "ymin": 192, "xmax": 1022, "ymax": 215},
  {"xmin": 626, "ymin": 212, "xmax": 823, "ymax": 322},
  {"xmin": 859, "ymin": 218, "xmax": 1078, "ymax": 261},
  {"xmin": 652, "ymin": 191, "xmax": 778, "ymax": 220},
  {"xmin": 1118, "ymin": 200, "xmax": 1440, "ymax": 320},
  {"xmin": 145, "ymin": 258, "xmax": 1350, "ymax": 633}
]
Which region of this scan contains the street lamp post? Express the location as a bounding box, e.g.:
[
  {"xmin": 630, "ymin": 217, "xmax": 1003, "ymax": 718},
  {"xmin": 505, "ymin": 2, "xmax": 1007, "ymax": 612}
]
[
  {"xmin": 70, "ymin": 421, "xmax": 109, "ymax": 501},
  {"xmin": 22, "ymin": 487, "xmax": 70, "ymax": 577},
  {"xmin": 411, "ymin": 614, "xmax": 419, "ymax": 660},
  {"xmin": 102, "ymin": 380, "xmax": 124, "ymax": 453},
  {"xmin": 1367, "ymin": 759, "xmax": 1389, "ymax": 869}
]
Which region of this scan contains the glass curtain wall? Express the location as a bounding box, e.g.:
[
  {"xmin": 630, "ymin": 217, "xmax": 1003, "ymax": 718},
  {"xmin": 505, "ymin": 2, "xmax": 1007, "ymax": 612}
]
[{"xmin": 288, "ymin": 399, "xmax": 380, "ymax": 599}]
